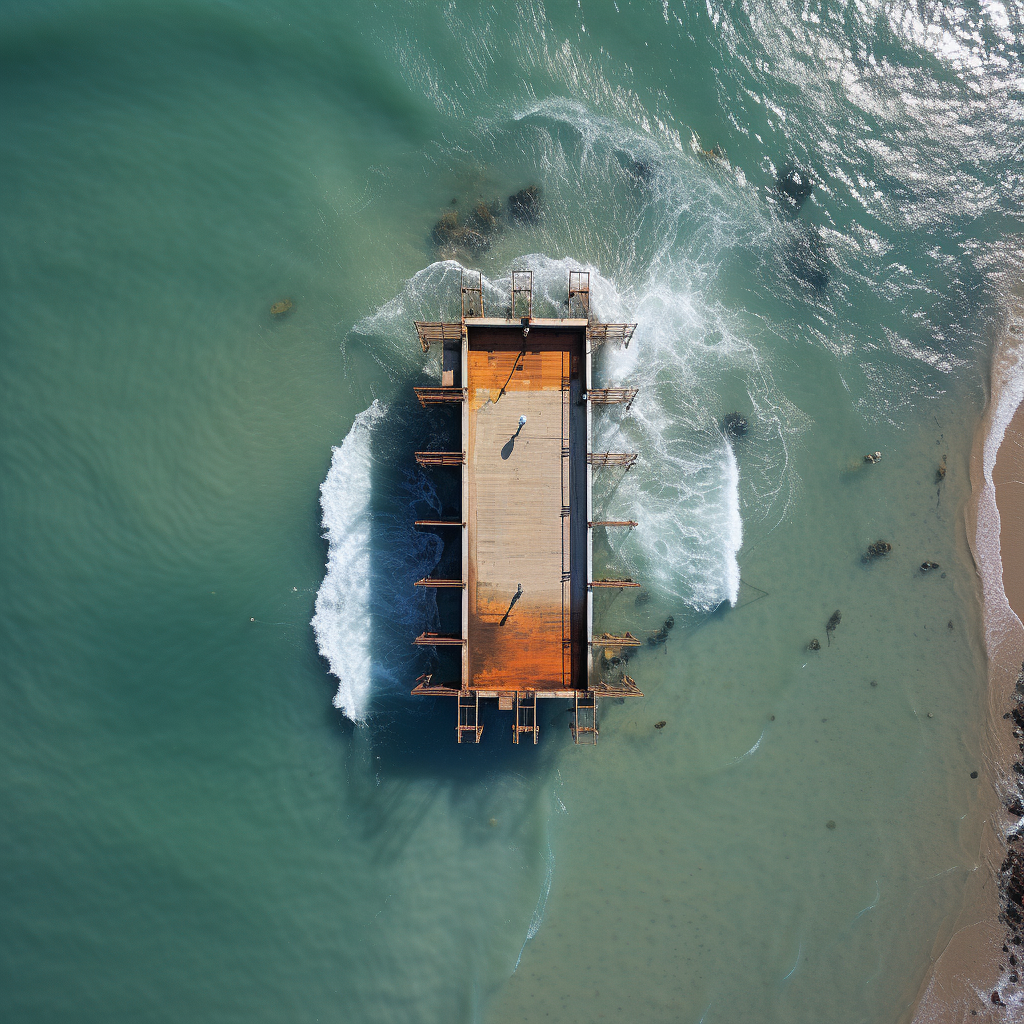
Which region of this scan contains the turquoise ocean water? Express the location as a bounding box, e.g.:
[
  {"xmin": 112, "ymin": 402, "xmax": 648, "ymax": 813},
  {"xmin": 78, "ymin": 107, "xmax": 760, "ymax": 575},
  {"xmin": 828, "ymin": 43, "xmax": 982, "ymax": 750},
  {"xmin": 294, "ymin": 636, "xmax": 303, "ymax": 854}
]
[{"xmin": 3, "ymin": 2, "xmax": 1024, "ymax": 1021}]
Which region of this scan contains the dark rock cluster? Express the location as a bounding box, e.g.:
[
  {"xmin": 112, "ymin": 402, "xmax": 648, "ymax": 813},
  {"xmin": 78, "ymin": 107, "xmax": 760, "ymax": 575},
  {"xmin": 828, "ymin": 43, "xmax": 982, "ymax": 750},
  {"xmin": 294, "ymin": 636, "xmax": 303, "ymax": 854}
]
[
  {"xmin": 825, "ymin": 609, "xmax": 842, "ymax": 646},
  {"xmin": 647, "ymin": 616, "xmax": 675, "ymax": 647},
  {"xmin": 722, "ymin": 412, "xmax": 748, "ymax": 438},
  {"xmin": 773, "ymin": 164, "xmax": 814, "ymax": 212},
  {"xmin": 507, "ymin": 185, "xmax": 542, "ymax": 225},
  {"xmin": 862, "ymin": 539, "xmax": 892, "ymax": 563},
  {"xmin": 785, "ymin": 225, "xmax": 831, "ymax": 293},
  {"xmin": 997, "ymin": 662, "xmax": 1024, "ymax": 1002},
  {"xmin": 431, "ymin": 186, "xmax": 542, "ymax": 254}
]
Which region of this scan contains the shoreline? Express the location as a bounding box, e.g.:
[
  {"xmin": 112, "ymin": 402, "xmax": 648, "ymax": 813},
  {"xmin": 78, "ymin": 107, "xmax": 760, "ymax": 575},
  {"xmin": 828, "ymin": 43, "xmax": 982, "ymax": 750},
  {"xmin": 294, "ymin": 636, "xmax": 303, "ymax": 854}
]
[{"xmin": 907, "ymin": 296, "xmax": 1024, "ymax": 1022}]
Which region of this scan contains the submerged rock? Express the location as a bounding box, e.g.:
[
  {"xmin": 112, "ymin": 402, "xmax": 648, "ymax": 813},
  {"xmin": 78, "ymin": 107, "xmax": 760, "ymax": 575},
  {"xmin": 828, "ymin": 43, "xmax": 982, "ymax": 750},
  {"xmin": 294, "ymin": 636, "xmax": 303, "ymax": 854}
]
[
  {"xmin": 466, "ymin": 199, "xmax": 502, "ymax": 234},
  {"xmin": 508, "ymin": 185, "xmax": 542, "ymax": 225},
  {"xmin": 920, "ymin": 561, "xmax": 940, "ymax": 572},
  {"xmin": 807, "ymin": 638, "xmax": 821, "ymax": 651},
  {"xmin": 864, "ymin": 451, "xmax": 882, "ymax": 464},
  {"xmin": 270, "ymin": 299, "xmax": 293, "ymax": 317},
  {"xmin": 647, "ymin": 622, "xmax": 671, "ymax": 647},
  {"xmin": 432, "ymin": 210, "xmax": 461, "ymax": 245},
  {"xmin": 936, "ymin": 456, "xmax": 947, "ymax": 483},
  {"xmin": 785, "ymin": 224, "xmax": 831, "ymax": 292},
  {"xmin": 626, "ymin": 159, "xmax": 656, "ymax": 186},
  {"xmin": 722, "ymin": 412, "xmax": 748, "ymax": 438},
  {"xmin": 431, "ymin": 208, "xmax": 492, "ymax": 253},
  {"xmin": 773, "ymin": 164, "xmax": 814, "ymax": 211},
  {"xmin": 826, "ymin": 609, "xmax": 841, "ymax": 645},
  {"xmin": 863, "ymin": 540, "xmax": 892, "ymax": 562}
]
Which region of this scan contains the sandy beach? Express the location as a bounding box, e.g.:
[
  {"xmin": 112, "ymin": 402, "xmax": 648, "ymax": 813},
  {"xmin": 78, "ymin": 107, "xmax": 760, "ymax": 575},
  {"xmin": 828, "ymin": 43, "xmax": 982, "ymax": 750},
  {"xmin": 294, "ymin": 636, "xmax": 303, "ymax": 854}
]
[
  {"xmin": 994, "ymin": 404, "xmax": 1024, "ymax": 625},
  {"xmin": 908, "ymin": 304, "xmax": 1024, "ymax": 1023}
]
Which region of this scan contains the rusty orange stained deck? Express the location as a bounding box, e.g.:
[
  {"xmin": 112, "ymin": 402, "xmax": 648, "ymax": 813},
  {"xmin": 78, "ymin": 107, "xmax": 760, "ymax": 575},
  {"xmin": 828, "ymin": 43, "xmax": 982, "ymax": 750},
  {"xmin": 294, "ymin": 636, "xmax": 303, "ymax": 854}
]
[
  {"xmin": 410, "ymin": 283, "xmax": 643, "ymax": 741},
  {"xmin": 467, "ymin": 346, "xmax": 570, "ymax": 690}
]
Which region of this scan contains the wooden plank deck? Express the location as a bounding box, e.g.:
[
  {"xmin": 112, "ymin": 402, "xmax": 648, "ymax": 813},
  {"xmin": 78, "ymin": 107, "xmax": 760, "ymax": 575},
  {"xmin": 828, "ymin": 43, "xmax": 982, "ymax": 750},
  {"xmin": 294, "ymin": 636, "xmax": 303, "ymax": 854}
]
[{"xmin": 467, "ymin": 347, "xmax": 570, "ymax": 690}]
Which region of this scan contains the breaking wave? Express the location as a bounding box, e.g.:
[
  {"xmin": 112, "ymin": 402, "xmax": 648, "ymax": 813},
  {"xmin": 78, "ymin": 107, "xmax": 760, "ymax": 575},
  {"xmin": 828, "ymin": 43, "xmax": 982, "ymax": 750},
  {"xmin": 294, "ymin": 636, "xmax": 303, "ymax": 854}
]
[
  {"xmin": 312, "ymin": 400, "xmax": 385, "ymax": 723},
  {"xmin": 975, "ymin": 303, "xmax": 1024, "ymax": 646},
  {"xmin": 363, "ymin": 255, "xmax": 792, "ymax": 612}
]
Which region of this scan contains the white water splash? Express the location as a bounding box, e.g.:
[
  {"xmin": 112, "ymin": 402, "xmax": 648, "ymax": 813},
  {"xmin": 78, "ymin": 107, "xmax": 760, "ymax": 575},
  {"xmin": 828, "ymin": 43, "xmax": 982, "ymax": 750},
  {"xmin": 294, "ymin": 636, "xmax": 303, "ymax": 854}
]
[
  {"xmin": 976, "ymin": 316, "xmax": 1024, "ymax": 644},
  {"xmin": 312, "ymin": 400, "xmax": 386, "ymax": 723},
  {"xmin": 361, "ymin": 254, "xmax": 775, "ymax": 612}
]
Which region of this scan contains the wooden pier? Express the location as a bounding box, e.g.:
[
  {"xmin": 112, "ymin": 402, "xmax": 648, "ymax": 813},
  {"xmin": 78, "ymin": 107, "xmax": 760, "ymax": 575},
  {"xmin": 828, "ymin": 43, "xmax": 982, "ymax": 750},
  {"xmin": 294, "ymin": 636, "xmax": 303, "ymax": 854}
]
[{"xmin": 410, "ymin": 270, "xmax": 643, "ymax": 743}]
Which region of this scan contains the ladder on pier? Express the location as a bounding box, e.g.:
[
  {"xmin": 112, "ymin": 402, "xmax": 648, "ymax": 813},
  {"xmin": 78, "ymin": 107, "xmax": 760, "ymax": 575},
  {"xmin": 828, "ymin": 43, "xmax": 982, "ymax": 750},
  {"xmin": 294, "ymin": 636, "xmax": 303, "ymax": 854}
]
[
  {"xmin": 512, "ymin": 691, "xmax": 538, "ymax": 744},
  {"xmin": 511, "ymin": 271, "xmax": 533, "ymax": 319},
  {"xmin": 568, "ymin": 271, "xmax": 590, "ymax": 318},
  {"xmin": 461, "ymin": 270, "xmax": 484, "ymax": 319},
  {"xmin": 457, "ymin": 690, "xmax": 483, "ymax": 743},
  {"xmin": 572, "ymin": 691, "xmax": 598, "ymax": 744}
]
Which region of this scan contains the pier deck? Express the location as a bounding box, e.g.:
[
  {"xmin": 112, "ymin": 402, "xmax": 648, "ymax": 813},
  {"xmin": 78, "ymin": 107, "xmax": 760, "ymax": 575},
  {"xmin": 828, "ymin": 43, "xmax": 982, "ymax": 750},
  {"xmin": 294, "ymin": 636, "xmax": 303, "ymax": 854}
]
[
  {"xmin": 410, "ymin": 271, "xmax": 641, "ymax": 742},
  {"xmin": 466, "ymin": 336, "xmax": 582, "ymax": 690}
]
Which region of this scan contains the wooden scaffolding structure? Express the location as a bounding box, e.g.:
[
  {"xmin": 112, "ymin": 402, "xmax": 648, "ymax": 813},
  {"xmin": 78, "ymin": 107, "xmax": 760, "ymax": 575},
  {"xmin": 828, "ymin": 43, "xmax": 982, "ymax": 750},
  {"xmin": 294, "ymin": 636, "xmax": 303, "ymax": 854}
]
[{"xmin": 406, "ymin": 267, "xmax": 648, "ymax": 744}]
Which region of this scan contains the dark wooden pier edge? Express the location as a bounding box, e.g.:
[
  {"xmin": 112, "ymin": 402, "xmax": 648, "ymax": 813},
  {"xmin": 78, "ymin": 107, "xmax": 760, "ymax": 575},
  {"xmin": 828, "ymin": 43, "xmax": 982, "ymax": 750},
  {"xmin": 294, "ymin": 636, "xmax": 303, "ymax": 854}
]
[{"xmin": 409, "ymin": 269, "xmax": 644, "ymax": 743}]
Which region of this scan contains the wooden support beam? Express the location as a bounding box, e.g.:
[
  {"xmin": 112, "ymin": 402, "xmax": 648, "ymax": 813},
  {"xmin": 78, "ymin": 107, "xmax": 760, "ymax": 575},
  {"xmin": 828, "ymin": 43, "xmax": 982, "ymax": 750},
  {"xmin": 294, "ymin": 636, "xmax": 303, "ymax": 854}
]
[
  {"xmin": 590, "ymin": 675, "xmax": 643, "ymax": 697},
  {"xmin": 588, "ymin": 323, "xmax": 637, "ymax": 349},
  {"xmin": 411, "ymin": 674, "xmax": 462, "ymax": 696},
  {"xmin": 591, "ymin": 632, "xmax": 642, "ymax": 647},
  {"xmin": 414, "ymin": 520, "xmax": 465, "ymax": 528},
  {"xmin": 414, "ymin": 321, "xmax": 462, "ymax": 353},
  {"xmin": 413, "ymin": 633, "xmax": 466, "ymax": 646},
  {"xmin": 590, "ymin": 579, "xmax": 641, "ymax": 588},
  {"xmin": 587, "ymin": 451, "xmax": 638, "ymax": 470},
  {"xmin": 415, "ymin": 451, "xmax": 465, "ymax": 466},
  {"xmin": 587, "ymin": 387, "xmax": 639, "ymax": 410},
  {"xmin": 589, "ymin": 520, "xmax": 638, "ymax": 528},
  {"xmin": 414, "ymin": 577, "xmax": 466, "ymax": 587},
  {"xmin": 414, "ymin": 386, "xmax": 467, "ymax": 407}
]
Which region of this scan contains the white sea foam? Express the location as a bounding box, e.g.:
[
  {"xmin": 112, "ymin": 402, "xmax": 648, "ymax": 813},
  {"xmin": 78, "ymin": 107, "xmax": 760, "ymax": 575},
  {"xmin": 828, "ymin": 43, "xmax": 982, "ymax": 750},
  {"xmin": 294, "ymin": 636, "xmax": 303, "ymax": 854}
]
[
  {"xmin": 361, "ymin": 253, "xmax": 793, "ymax": 612},
  {"xmin": 347, "ymin": 91, "xmax": 817, "ymax": 614},
  {"xmin": 975, "ymin": 304, "xmax": 1024, "ymax": 651},
  {"xmin": 312, "ymin": 400, "xmax": 387, "ymax": 723}
]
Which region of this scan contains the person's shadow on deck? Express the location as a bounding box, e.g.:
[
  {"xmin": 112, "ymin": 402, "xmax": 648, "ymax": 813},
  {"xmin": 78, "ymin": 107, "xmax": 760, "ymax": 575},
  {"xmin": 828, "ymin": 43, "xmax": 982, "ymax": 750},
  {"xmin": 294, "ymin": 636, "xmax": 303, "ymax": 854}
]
[
  {"xmin": 499, "ymin": 584, "xmax": 524, "ymax": 626},
  {"xmin": 501, "ymin": 416, "xmax": 527, "ymax": 460}
]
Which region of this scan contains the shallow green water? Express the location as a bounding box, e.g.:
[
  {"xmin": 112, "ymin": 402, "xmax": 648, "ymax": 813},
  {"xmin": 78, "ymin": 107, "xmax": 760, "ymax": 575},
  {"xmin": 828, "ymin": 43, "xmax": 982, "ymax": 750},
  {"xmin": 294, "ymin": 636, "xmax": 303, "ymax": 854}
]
[{"xmin": 2, "ymin": 2, "xmax": 1023, "ymax": 1022}]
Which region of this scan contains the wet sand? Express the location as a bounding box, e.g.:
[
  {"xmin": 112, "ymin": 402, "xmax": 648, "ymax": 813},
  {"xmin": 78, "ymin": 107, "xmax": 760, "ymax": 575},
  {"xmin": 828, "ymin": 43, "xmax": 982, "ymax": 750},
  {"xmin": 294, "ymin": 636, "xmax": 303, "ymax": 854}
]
[
  {"xmin": 994, "ymin": 404, "xmax": 1024, "ymax": 625},
  {"xmin": 907, "ymin": 314, "xmax": 1024, "ymax": 1023}
]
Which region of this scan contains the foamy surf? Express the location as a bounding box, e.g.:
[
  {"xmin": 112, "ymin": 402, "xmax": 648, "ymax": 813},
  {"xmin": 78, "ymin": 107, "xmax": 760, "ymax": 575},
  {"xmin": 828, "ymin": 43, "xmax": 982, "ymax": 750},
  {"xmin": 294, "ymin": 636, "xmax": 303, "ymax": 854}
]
[
  {"xmin": 312, "ymin": 400, "xmax": 386, "ymax": 723},
  {"xmin": 363, "ymin": 254, "xmax": 781, "ymax": 613},
  {"xmin": 975, "ymin": 321, "xmax": 1024, "ymax": 646}
]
